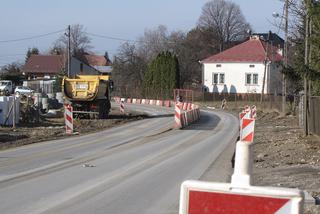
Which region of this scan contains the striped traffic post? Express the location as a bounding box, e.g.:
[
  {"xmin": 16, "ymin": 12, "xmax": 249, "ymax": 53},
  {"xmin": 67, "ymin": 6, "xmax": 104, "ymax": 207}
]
[
  {"xmin": 251, "ymin": 105, "xmax": 257, "ymax": 119},
  {"xmin": 64, "ymin": 104, "xmax": 73, "ymax": 134},
  {"xmin": 175, "ymin": 102, "xmax": 183, "ymax": 128},
  {"xmin": 232, "ymin": 111, "xmax": 256, "ymax": 187},
  {"xmin": 120, "ymin": 101, "xmax": 125, "ymax": 114}
]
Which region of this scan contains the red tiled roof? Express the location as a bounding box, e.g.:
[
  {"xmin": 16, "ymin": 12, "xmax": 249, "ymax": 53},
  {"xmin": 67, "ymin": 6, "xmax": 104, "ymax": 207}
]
[
  {"xmin": 201, "ymin": 37, "xmax": 283, "ymax": 63},
  {"xmin": 84, "ymin": 55, "xmax": 111, "ymax": 66},
  {"xmin": 23, "ymin": 55, "xmax": 64, "ymax": 74}
]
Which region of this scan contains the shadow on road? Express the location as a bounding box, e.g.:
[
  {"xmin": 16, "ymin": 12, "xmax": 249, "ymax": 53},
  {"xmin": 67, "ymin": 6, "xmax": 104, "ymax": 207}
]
[
  {"xmin": 146, "ymin": 114, "xmax": 174, "ymax": 119},
  {"xmin": 183, "ymin": 112, "xmax": 220, "ymax": 131}
]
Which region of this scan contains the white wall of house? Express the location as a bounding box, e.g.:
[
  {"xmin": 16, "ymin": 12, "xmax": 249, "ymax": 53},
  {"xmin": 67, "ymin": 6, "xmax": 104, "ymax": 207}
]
[{"xmin": 202, "ymin": 62, "xmax": 282, "ymax": 94}]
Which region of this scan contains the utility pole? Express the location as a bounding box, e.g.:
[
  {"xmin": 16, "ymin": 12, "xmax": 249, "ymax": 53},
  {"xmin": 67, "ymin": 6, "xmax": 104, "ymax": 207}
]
[
  {"xmin": 304, "ymin": 12, "xmax": 310, "ymax": 136},
  {"xmin": 282, "ymin": 0, "xmax": 289, "ymax": 113},
  {"xmin": 67, "ymin": 25, "xmax": 71, "ymax": 77},
  {"xmin": 260, "ymin": 31, "xmax": 271, "ymax": 103}
]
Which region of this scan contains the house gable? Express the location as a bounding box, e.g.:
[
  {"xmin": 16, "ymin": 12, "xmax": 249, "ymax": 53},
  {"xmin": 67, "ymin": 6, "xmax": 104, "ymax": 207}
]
[
  {"xmin": 23, "ymin": 55, "xmax": 64, "ymax": 77},
  {"xmin": 201, "ymin": 36, "xmax": 283, "ymax": 94}
]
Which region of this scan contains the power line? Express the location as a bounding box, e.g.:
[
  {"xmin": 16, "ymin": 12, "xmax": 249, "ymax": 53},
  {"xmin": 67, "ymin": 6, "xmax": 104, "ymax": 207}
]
[
  {"xmin": 86, "ymin": 32, "xmax": 136, "ymax": 43},
  {"xmin": 0, "ymin": 54, "xmax": 25, "ymax": 58},
  {"xmin": 87, "ymin": 32, "xmax": 178, "ymax": 45},
  {"xmin": 0, "ymin": 29, "xmax": 64, "ymax": 43}
]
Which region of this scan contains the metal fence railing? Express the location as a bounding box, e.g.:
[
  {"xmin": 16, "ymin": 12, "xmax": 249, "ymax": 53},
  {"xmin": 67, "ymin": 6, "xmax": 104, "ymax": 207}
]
[{"xmin": 193, "ymin": 92, "xmax": 293, "ymax": 112}]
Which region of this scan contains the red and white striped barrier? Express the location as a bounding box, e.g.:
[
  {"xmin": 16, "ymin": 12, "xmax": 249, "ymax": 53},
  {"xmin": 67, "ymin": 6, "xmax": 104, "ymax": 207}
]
[
  {"xmin": 114, "ymin": 96, "xmax": 121, "ymax": 103},
  {"xmin": 240, "ymin": 118, "xmax": 255, "ymax": 143},
  {"xmin": 156, "ymin": 100, "xmax": 163, "ymax": 106},
  {"xmin": 164, "ymin": 100, "xmax": 171, "ymax": 107},
  {"xmin": 149, "ymin": 100, "xmax": 155, "ymax": 105},
  {"xmin": 175, "ymin": 102, "xmax": 183, "ymax": 128},
  {"xmin": 120, "ymin": 101, "xmax": 125, "ymax": 114},
  {"xmin": 251, "ymin": 105, "xmax": 257, "ymax": 119},
  {"xmin": 175, "ymin": 102, "xmax": 200, "ymax": 129},
  {"xmin": 64, "ymin": 104, "xmax": 73, "ymax": 134},
  {"xmin": 182, "ymin": 102, "xmax": 188, "ymax": 111},
  {"xmin": 115, "ymin": 97, "xmax": 200, "ymax": 129}
]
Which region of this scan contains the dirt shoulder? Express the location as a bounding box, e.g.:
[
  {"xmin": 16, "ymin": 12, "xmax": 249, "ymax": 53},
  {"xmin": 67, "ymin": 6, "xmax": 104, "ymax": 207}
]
[
  {"xmin": 0, "ymin": 107, "xmax": 147, "ymax": 151},
  {"xmin": 252, "ymin": 111, "xmax": 320, "ymax": 213}
]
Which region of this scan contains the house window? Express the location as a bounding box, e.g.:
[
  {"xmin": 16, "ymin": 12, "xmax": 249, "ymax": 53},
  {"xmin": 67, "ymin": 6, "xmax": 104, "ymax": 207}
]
[
  {"xmin": 213, "ymin": 73, "xmax": 225, "ymax": 84},
  {"xmin": 219, "ymin": 73, "xmax": 225, "ymax": 84},
  {"xmin": 213, "ymin": 73, "xmax": 219, "ymax": 84},
  {"xmin": 249, "ymin": 64, "xmax": 255, "ymax": 68},
  {"xmin": 246, "ymin": 73, "xmax": 258, "ymax": 85},
  {"xmin": 246, "ymin": 74, "xmax": 251, "ymax": 85},
  {"xmin": 253, "ymin": 74, "xmax": 258, "ymax": 84},
  {"xmin": 216, "ymin": 64, "xmax": 222, "ymax": 68}
]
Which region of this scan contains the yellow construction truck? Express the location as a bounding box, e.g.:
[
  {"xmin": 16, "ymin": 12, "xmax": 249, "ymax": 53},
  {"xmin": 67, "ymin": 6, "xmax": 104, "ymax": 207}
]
[{"xmin": 62, "ymin": 75, "xmax": 113, "ymax": 119}]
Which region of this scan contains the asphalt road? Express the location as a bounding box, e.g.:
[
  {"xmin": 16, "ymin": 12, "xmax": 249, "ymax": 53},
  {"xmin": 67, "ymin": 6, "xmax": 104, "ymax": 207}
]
[{"xmin": 0, "ymin": 104, "xmax": 238, "ymax": 214}]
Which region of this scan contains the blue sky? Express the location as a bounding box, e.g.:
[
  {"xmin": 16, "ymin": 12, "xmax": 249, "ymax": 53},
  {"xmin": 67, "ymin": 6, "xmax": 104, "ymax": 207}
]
[{"xmin": 0, "ymin": 0, "xmax": 284, "ymax": 67}]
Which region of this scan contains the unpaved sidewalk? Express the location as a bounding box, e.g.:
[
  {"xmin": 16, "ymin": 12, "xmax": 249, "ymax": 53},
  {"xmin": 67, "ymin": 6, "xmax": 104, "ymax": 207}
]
[{"xmin": 252, "ymin": 111, "xmax": 320, "ymax": 213}]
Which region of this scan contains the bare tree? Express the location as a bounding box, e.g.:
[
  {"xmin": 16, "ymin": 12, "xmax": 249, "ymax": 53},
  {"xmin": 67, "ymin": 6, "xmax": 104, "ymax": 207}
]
[
  {"xmin": 137, "ymin": 25, "xmax": 170, "ymax": 62},
  {"xmin": 198, "ymin": 0, "xmax": 251, "ymax": 50},
  {"xmin": 54, "ymin": 24, "xmax": 92, "ymax": 57},
  {"xmin": 112, "ymin": 43, "xmax": 147, "ymax": 97}
]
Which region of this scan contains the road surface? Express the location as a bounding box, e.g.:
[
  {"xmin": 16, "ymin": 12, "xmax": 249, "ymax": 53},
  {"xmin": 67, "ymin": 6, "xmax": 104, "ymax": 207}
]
[{"xmin": 0, "ymin": 104, "xmax": 238, "ymax": 214}]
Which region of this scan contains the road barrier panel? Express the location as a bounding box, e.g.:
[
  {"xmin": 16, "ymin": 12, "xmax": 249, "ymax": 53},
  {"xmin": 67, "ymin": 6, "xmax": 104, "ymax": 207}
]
[
  {"xmin": 64, "ymin": 104, "xmax": 73, "ymax": 134},
  {"xmin": 164, "ymin": 100, "xmax": 171, "ymax": 107},
  {"xmin": 114, "ymin": 96, "xmax": 121, "ymax": 103},
  {"xmin": 156, "ymin": 100, "xmax": 163, "ymax": 106},
  {"xmin": 120, "ymin": 101, "xmax": 125, "ymax": 114},
  {"xmin": 175, "ymin": 102, "xmax": 182, "ymax": 128},
  {"xmin": 114, "ymin": 97, "xmax": 200, "ymax": 129},
  {"xmin": 240, "ymin": 118, "xmax": 255, "ymax": 142},
  {"xmin": 182, "ymin": 102, "xmax": 188, "ymax": 110},
  {"xmin": 251, "ymin": 105, "xmax": 257, "ymax": 119},
  {"xmin": 179, "ymin": 180, "xmax": 304, "ymax": 214}
]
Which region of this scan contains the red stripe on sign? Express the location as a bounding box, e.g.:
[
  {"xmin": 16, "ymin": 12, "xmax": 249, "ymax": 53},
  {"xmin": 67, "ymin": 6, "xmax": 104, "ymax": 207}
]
[
  {"xmin": 239, "ymin": 112, "xmax": 246, "ymax": 119},
  {"xmin": 243, "ymin": 132, "xmax": 254, "ymax": 142},
  {"xmin": 188, "ymin": 191, "xmax": 289, "ymax": 214},
  {"xmin": 242, "ymin": 118, "xmax": 253, "ymax": 129},
  {"xmin": 66, "ymin": 114, "xmax": 72, "ymax": 122}
]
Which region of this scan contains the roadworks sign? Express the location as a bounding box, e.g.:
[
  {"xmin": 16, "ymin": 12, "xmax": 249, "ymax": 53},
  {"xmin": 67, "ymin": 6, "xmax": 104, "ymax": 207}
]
[{"xmin": 179, "ymin": 180, "xmax": 304, "ymax": 214}]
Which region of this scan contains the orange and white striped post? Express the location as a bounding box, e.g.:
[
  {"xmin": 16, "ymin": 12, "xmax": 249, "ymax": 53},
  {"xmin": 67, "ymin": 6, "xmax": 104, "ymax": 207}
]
[
  {"xmin": 232, "ymin": 111, "xmax": 256, "ymax": 187},
  {"xmin": 251, "ymin": 105, "xmax": 257, "ymax": 119},
  {"xmin": 175, "ymin": 102, "xmax": 183, "ymax": 128},
  {"xmin": 64, "ymin": 104, "xmax": 73, "ymax": 134},
  {"xmin": 120, "ymin": 101, "xmax": 125, "ymax": 114}
]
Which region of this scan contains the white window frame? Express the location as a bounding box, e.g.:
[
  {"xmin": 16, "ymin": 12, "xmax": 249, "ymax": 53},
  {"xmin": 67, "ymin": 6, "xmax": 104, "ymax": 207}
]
[
  {"xmin": 212, "ymin": 73, "xmax": 225, "ymax": 85},
  {"xmin": 245, "ymin": 73, "xmax": 259, "ymax": 85}
]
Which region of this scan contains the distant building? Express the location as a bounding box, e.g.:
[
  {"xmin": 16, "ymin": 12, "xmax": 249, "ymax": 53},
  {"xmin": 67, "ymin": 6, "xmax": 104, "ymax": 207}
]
[
  {"xmin": 200, "ymin": 35, "xmax": 283, "ymax": 94},
  {"xmin": 23, "ymin": 55, "xmax": 64, "ymax": 79},
  {"xmin": 252, "ymin": 32, "xmax": 285, "ymax": 49},
  {"xmin": 69, "ymin": 57, "xmax": 99, "ymax": 77},
  {"xmin": 83, "ymin": 54, "xmax": 112, "ymax": 74}
]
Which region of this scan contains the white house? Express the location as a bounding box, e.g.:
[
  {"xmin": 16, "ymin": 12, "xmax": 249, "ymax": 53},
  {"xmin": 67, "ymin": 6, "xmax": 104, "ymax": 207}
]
[{"xmin": 200, "ymin": 36, "xmax": 283, "ymax": 94}]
